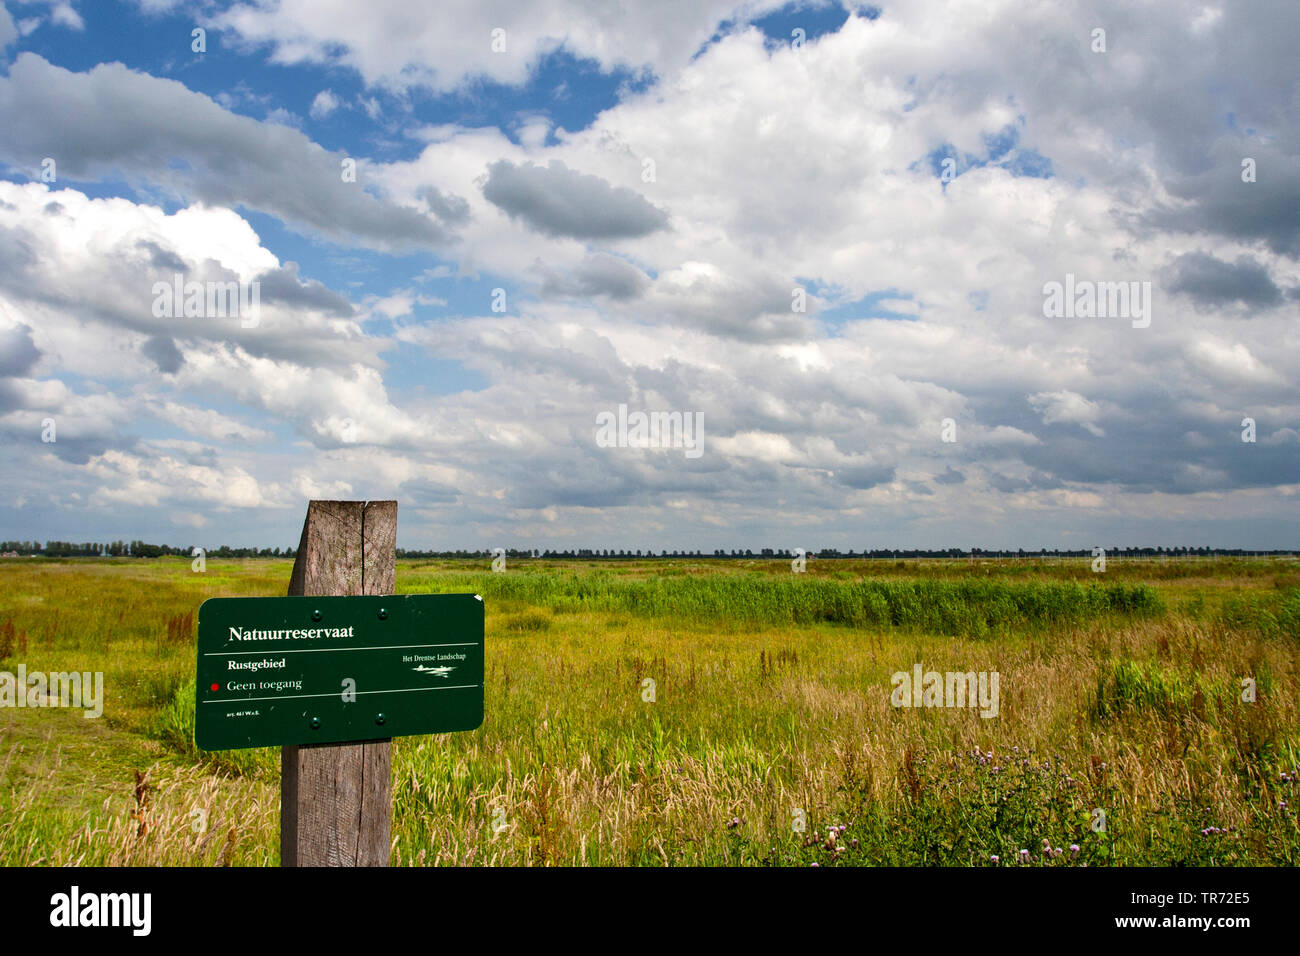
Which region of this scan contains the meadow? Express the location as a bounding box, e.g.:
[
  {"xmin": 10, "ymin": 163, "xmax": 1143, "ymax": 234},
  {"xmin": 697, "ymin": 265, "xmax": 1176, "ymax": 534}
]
[{"xmin": 0, "ymin": 555, "xmax": 1297, "ymax": 866}]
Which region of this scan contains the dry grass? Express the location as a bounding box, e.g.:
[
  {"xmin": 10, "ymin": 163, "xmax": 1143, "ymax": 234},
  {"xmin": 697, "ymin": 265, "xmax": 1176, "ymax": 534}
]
[{"xmin": 1, "ymin": 742, "xmax": 277, "ymax": 866}]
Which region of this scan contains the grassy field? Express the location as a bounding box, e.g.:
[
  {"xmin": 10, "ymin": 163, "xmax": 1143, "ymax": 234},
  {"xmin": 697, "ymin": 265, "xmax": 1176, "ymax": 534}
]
[{"xmin": 1, "ymin": 555, "xmax": 1297, "ymax": 866}]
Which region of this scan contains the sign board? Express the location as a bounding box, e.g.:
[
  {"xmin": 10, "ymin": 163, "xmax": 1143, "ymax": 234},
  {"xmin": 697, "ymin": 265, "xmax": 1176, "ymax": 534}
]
[{"xmin": 196, "ymin": 593, "xmax": 483, "ymax": 751}]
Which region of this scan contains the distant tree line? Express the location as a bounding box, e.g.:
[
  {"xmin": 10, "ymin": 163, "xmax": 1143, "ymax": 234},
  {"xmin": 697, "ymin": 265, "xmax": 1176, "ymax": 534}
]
[
  {"xmin": 0, "ymin": 540, "xmax": 296, "ymax": 558},
  {"xmin": 205, "ymin": 545, "xmax": 295, "ymax": 558},
  {"xmin": 1, "ymin": 542, "xmax": 1294, "ymax": 560},
  {"xmin": 394, "ymin": 546, "xmax": 1298, "ymax": 560}
]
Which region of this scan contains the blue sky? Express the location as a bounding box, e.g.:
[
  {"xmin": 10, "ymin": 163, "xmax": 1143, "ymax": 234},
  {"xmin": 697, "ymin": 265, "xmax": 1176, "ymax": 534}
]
[{"xmin": 0, "ymin": 0, "xmax": 1297, "ymax": 550}]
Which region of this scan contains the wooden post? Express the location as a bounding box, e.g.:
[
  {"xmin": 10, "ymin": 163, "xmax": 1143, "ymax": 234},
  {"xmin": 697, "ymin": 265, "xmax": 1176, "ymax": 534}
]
[{"xmin": 281, "ymin": 500, "xmax": 397, "ymax": 867}]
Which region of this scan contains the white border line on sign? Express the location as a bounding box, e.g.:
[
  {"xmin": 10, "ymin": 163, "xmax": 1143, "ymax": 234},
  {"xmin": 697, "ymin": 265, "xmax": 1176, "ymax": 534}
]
[
  {"xmin": 203, "ymin": 684, "xmax": 481, "ymax": 704},
  {"xmin": 204, "ymin": 642, "xmax": 478, "ymax": 656}
]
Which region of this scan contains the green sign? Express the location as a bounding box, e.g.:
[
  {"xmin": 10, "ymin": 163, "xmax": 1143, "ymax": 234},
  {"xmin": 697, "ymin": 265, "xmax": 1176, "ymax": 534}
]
[{"xmin": 195, "ymin": 594, "xmax": 484, "ymax": 751}]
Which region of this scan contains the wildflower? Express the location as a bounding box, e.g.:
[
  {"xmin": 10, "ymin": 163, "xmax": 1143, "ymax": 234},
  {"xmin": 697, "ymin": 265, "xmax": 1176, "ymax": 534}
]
[
  {"xmin": 1019, "ymin": 849, "xmax": 1030, "ymax": 862},
  {"xmin": 1069, "ymin": 844, "xmax": 1080, "ymax": 857},
  {"xmin": 989, "ymin": 854, "xmax": 999, "ymax": 863}
]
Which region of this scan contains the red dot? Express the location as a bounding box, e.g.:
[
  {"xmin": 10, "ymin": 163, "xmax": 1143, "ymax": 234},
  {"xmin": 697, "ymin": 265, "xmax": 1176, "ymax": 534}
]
[{"xmin": 210, "ymin": 683, "xmax": 219, "ymax": 692}]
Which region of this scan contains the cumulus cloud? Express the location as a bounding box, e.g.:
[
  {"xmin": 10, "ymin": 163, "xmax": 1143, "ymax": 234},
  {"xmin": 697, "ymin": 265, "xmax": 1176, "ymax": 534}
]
[
  {"xmin": 481, "ymin": 159, "xmax": 668, "ymax": 240},
  {"xmin": 0, "ymin": 54, "xmax": 457, "ymax": 250},
  {"xmin": 308, "ymin": 88, "xmax": 340, "ymax": 119},
  {"xmin": 141, "ymin": 335, "xmax": 184, "ymax": 374},
  {"xmin": 213, "ymin": 0, "xmax": 793, "ymax": 93},
  {"xmin": 540, "ymin": 253, "xmax": 650, "ymax": 300},
  {"xmin": 49, "ymin": 3, "xmax": 83, "ymax": 31},
  {"xmin": 1028, "ymin": 391, "xmax": 1106, "ymax": 438},
  {"xmin": 0, "ymin": 182, "xmax": 371, "ymax": 370},
  {"xmin": 1161, "ymin": 251, "xmax": 1285, "ymax": 310},
  {"xmin": 0, "ymin": 5, "xmax": 17, "ymax": 48},
  {"xmin": 0, "ymin": 321, "xmax": 40, "ymax": 376}
]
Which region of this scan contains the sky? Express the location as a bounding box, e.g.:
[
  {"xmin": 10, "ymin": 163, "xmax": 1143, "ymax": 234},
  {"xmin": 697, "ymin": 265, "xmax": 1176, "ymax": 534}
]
[{"xmin": 0, "ymin": 0, "xmax": 1296, "ymax": 552}]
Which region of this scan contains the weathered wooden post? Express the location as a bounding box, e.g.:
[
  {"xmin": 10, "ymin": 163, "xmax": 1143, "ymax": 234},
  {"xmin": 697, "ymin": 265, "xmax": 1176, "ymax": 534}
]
[{"xmin": 281, "ymin": 499, "xmax": 396, "ymax": 867}]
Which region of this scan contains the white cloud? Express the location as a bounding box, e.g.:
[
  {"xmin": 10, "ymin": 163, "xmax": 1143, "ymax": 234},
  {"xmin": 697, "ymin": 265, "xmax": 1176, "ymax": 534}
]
[
  {"xmin": 309, "ymin": 88, "xmax": 340, "ymax": 119},
  {"xmin": 49, "ymin": 2, "xmax": 82, "ymax": 31},
  {"xmin": 142, "ymin": 400, "xmax": 274, "ymax": 444},
  {"xmin": 86, "ymin": 449, "xmax": 269, "ymax": 509},
  {"xmin": 1028, "ymin": 391, "xmax": 1106, "ymax": 437},
  {"xmin": 0, "ymin": 5, "xmax": 16, "ymax": 47},
  {"xmin": 214, "ymin": 0, "xmax": 793, "ymax": 93},
  {"xmin": 1187, "ymin": 338, "xmax": 1285, "ymax": 387}
]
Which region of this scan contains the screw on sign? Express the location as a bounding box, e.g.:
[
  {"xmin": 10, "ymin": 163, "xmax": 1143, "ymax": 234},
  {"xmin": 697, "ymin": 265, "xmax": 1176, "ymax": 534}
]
[{"xmin": 193, "ymin": 500, "xmax": 485, "ymax": 867}]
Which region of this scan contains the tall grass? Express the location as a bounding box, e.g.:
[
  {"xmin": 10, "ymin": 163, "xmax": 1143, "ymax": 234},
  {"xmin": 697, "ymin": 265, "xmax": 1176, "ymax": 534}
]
[
  {"xmin": 1089, "ymin": 659, "xmax": 1224, "ymax": 721},
  {"xmin": 406, "ymin": 571, "xmax": 1164, "ymax": 636}
]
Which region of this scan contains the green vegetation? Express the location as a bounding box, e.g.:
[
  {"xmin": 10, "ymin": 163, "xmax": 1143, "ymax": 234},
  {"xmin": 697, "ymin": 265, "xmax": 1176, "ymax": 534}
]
[
  {"xmin": 0, "ymin": 555, "xmax": 1296, "ymax": 866},
  {"xmin": 410, "ymin": 570, "xmax": 1163, "ymax": 636}
]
